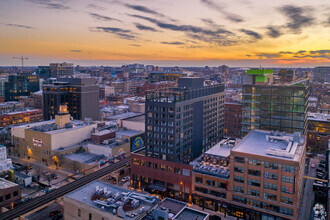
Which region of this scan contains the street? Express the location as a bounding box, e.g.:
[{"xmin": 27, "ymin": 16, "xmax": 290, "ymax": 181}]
[{"xmin": 298, "ymin": 156, "xmax": 321, "ymax": 219}]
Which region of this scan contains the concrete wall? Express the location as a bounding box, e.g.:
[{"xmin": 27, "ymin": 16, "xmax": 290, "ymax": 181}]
[
  {"xmin": 122, "ymin": 121, "xmax": 145, "ymax": 132},
  {"xmin": 63, "ymin": 197, "xmax": 121, "ymax": 220},
  {"xmin": 51, "ymin": 124, "xmax": 97, "ymax": 150}
]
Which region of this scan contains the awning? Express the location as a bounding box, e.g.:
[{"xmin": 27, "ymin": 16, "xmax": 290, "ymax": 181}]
[{"xmin": 147, "ymin": 184, "xmax": 167, "ymax": 192}]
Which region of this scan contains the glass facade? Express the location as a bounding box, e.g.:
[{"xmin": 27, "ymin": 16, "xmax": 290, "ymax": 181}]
[{"xmin": 242, "ymin": 80, "xmax": 309, "ymax": 137}]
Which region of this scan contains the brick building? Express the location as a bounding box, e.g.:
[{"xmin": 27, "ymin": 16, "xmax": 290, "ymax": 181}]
[{"xmin": 224, "ymin": 102, "xmax": 242, "ymax": 138}]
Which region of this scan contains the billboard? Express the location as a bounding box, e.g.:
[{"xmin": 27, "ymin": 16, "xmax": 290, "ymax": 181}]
[{"xmin": 33, "ymin": 138, "xmax": 42, "ymax": 147}]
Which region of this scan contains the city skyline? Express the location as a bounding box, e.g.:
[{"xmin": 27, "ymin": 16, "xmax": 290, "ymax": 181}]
[{"xmin": 1, "ymin": 0, "xmax": 330, "ymax": 67}]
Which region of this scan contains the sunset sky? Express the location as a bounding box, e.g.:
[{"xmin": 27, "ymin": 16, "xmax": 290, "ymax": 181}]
[{"xmin": 0, "ymin": 0, "xmax": 330, "ymax": 67}]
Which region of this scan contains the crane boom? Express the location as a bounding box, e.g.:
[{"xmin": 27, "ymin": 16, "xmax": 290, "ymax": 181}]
[{"xmin": 13, "ymin": 56, "xmax": 28, "ymax": 73}]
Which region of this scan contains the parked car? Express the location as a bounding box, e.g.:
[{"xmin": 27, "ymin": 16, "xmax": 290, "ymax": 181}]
[
  {"xmin": 320, "ymin": 160, "xmax": 326, "ymax": 164},
  {"xmin": 52, "ymin": 213, "xmax": 63, "ymax": 220},
  {"xmin": 43, "ymin": 171, "xmax": 50, "ymax": 176},
  {"xmin": 51, "ymin": 173, "xmax": 58, "ymax": 179},
  {"xmin": 316, "ymin": 168, "xmax": 325, "ymax": 173},
  {"xmin": 311, "ymin": 164, "xmax": 315, "ymax": 168},
  {"xmin": 122, "ymin": 176, "xmax": 130, "ymax": 183},
  {"xmin": 319, "ymin": 163, "xmax": 326, "ymax": 168}
]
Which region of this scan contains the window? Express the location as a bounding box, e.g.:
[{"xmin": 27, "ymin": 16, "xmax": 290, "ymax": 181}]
[
  {"xmin": 5, "ymin": 193, "xmax": 11, "ymax": 200},
  {"xmin": 234, "ymin": 166, "xmax": 244, "ymax": 173},
  {"xmin": 234, "ymin": 176, "xmax": 244, "ymax": 183},
  {"xmin": 282, "ymin": 175, "xmax": 294, "ymax": 184},
  {"xmin": 195, "ymin": 177, "xmax": 203, "ymax": 184},
  {"xmin": 234, "ymin": 157, "xmax": 245, "ymax": 163},
  {"xmin": 248, "ymin": 169, "xmax": 261, "ymax": 176},
  {"xmin": 248, "ymin": 189, "xmax": 260, "ymax": 197},
  {"xmin": 154, "ymin": 163, "xmax": 158, "ymax": 169},
  {"xmin": 280, "ymin": 207, "xmax": 293, "ymax": 216},
  {"xmin": 174, "ymin": 167, "xmax": 180, "ymax": 174},
  {"xmin": 281, "ymin": 186, "xmax": 293, "ymax": 194},
  {"xmin": 246, "ymin": 198, "xmax": 261, "ymax": 208},
  {"xmin": 264, "ymin": 182, "xmax": 277, "ymax": 191},
  {"xmin": 141, "ymin": 160, "xmax": 145, "ymax": 166},
  {"xmin": 217, "ymin": 182, "xmax": 226, "ymax": 189},
  {"xmin": 78, "ymin": 209, "xmax": 81, "ymax": 217},
  {"xmin": 206, "ymin": 179, "xmax": 215, "ymax": 186},
  {"xmin": 264, "ymin": 192, "xmax": 277, "ymax": 201},
  {"xmin": 248, "ymin": 179, "xmax": 260, "ymax": 187},
  {"xmin": 13, "ymin": 191, "xmax": 18, "ymax": 197},
  {"xmin": 133, "ymin": 158, "xmax": 140, "ymax": 165},
  {"xmin": 282, "ymin": 165, "xmax": 295, "ymax": 173},
  {"xmin": 233, "ymin": 195, "xmax": 245, "ymax": 204},
  {"xmin": 264, "ymin": 172, "xmax": 278, "ymax": 180},
  {"xmin": 160, "ymin": 164, "xmax": 166, "ymax": 171},
  {"xmin": 234, "ymin": 186, "xmax": 244, "ymax": 193},
  {"xmin": 0, "ymin": 196, "xmax": 2, "ymax": 203},
  {"xmin": 168, "ymin": 166, "xmax": 173, "ymax": 172},
  {"xmin": 89, "ymin": 213, "xmax": 92, "ymax": 220},
  {"xmin": 147, "ymin": 161, "xmax": 152, "ymax": 168},
  {"xmin": 281, "ymin": 196, "xmax": 293, "ymax": 205},
  {"xmin": 248, "ymin": 159, "xmax": 261, "ymax": 166},
  {"xmin": 182, "ymin": 169, "xmax": 190, "ymax": 176}
]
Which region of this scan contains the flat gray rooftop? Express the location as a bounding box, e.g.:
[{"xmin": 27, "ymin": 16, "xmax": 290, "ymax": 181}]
[
  {"xmin": 64, "ymin": 152, "xmax": 105, "ymax": 165},
  {"xmin": 116, "ymin": 129, "xmax": 144, "ymax": 137},
  {"xmin": 107, "ymin": 112, "xmax": 143, "ymax": 120},
  {"xmin": 159, "ymin": 198, "xmax": 186, "ymax": 215},
  {"xmin": 65, "ymin": 180, "xmax": 158, "ymax": 220},
  {"xmin": 204, "ymin": 138, "xmax": 236, "ymax": 158},
  {"xmin": 174, "ymin": 207, "xmax": 208, "ymax": 220},
  {"xmin": 232, "ymin": 130, "xmax": 305, "ymax": 161},
  {"xmin": 123, "ymin": 115, "xmax": 145, "ymax": 123}
]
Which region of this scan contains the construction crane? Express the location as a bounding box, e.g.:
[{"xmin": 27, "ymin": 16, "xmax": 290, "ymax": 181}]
[{"xmin": 13, "ymin": 56, "xmax": 28, "ymax": 73}]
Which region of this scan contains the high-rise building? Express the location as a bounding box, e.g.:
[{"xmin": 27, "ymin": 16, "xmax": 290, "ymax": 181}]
[
  {"xmin": 278, "ymin": 69, "xmax": 296, "ymax": 83},
  {"xmin": 36, "ymin": 66, "xmax": 51, "ymax": 79},
  {"xmin": 145, "ymin": 77, "xmax": 224, "ymax": 163},
  {"xmin": 241, "ymin": 69, "xmax": 309, "ymax": 137},
  {"xmin": 314, "ymin": 66, "xmax": 330, "ymax": 83},
  {"xmin": 49, "ymin": 62, "xmax": 74, "ymax": 78},
  {"xmin": 224, "ymin": 102, "xmax": 242, "ymax": 138},
  {"xmin": 5, "ymin": 73, "xmax": 40, "ymax": 101},
  {"xmin": 43, "ymin": 78, "xmax": 99, "ymax": 120}
]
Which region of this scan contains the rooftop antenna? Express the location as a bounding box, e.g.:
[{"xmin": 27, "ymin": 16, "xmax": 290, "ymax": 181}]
[{"xmin": 13, "ymin": 56, "xmax": 28, "ymax": 74}]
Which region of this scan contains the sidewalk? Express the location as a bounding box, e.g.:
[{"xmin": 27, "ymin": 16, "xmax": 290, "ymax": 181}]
[{"xmin": 10, "ymin": 156, "xmax": 72, "ymax": 177}]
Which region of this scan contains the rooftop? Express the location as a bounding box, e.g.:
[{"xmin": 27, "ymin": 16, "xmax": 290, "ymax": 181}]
[
  {"xmin": 92, "ymin": 129, "xmax": 115, "ymax": 137},
  {"xmin": 232, "ymin": 130, "xmax": 305, "ymax": 161},
  {"xmin": 174, "ymin": 207, "xmax": 208, "ymax": 220},
  {"xmin": 65, "ymin": 180, "xmax": 159, "ymax": 220},
  {"xmin": 123, "ymin": 115, "xmax": 145, "ymax": 123},
  {"xmin": 107, "ymin": 112, "xmax": 144, "ymax": 120},
  {"xmin": 308, "ymin": 113, "xmax": 330, "ymax": 122},
  {"xmin": 204, "ymin": 138, "xmax": 236, "ymax": 158},
  {"xmin": 30, "ymin": 119, "xmax": 95, "ymax": 134},
  {"xmin": 64, "ymin": 152, "xmax": 105, "ymax": 165},
  {"xmin": 116, "ymin": 129, "xmax": 144, "ymax": 137},
  {"xmin": 0, "ymin": 178, "xmax": 18, "ymax": 189}
]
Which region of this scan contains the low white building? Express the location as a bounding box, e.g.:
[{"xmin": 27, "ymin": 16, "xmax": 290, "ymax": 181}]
[{"xmin": 0, "ymin": 145, "xmax": 12, "ymax": 172}]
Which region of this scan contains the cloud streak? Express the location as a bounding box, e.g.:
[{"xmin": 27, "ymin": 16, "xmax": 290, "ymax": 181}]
[
  {"xmin": 90, "ymin": 13, "xmax": 121, "ymax": 22},
  {"xmin": 69, "ymin": 50, "xmax": 82, "ymax": 53},
  {"xmin": 134, "ymin": 23, "xmax": 158, "ymax": 32},
  {"xmin": 5, "ymin": 23, "xmax": 35, "ymax": 29},
  {"xmin": 200, "ymin": 0, "xmax": 244, "ymax": 23},
  {"xmin": 266, "ymin": 26, "xmax": 281, "ymax": 38},
  {"xmin": 279, "ymin": 5, "xmax": 314, "ymax": 33},
  {"xmin": 161, "ymin": 41, "xmax": 184, "ymax": 45},
  {"xmin": 91, "ymin": 27, "xmax": 136, "ymax": 40},
  {"xmin": 27, "ymin": 0, "xmax": 70, "ymax": 10},
  {"xmin": 240, "ymin": 29, "xmax": 262, "ymax": 39}
]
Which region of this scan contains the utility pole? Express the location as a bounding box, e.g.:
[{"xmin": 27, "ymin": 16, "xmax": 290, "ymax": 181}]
[{"xmin": 12, "ymin": 56, "xmax": 28, "ymax": 74}]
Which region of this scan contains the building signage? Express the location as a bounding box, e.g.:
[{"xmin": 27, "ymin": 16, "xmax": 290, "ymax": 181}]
[{"xmin": 33, "ymin": 138, "xmax": 42, "ymax": 147}]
